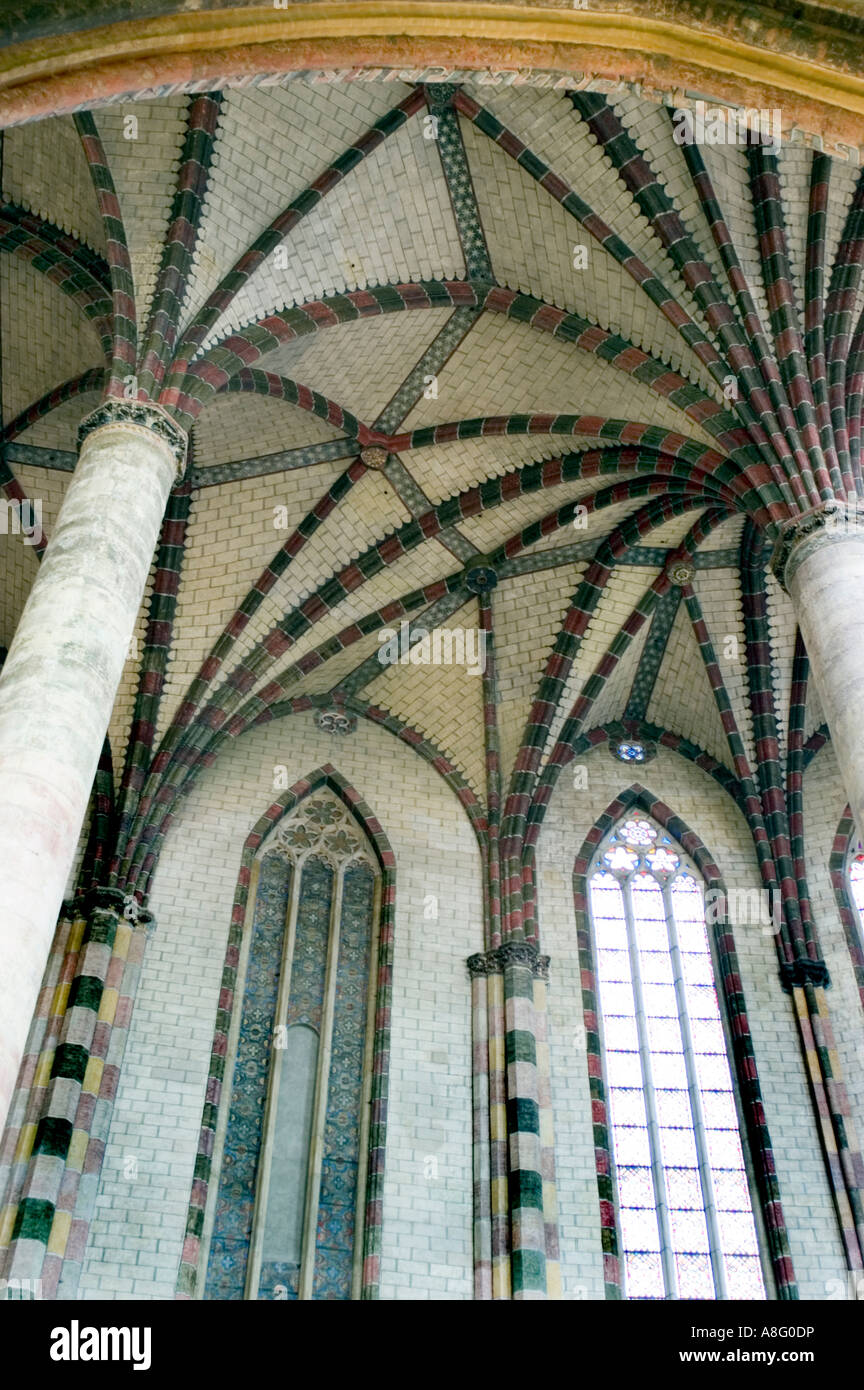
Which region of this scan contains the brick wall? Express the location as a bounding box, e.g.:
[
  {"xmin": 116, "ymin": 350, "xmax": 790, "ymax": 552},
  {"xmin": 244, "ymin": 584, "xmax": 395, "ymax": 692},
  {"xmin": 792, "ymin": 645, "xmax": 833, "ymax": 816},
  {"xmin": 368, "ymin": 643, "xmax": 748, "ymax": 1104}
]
[
  {"xmin": 76, "ymin": 721, "xmax": 862, "ymax": 1300},
  {"xmin": 77, "ymin": 715, "xmax": 483, "ymax": 1300},
  {"xmin": 803, "ymin": 745, "xmax": 864, "ymax": 1146}
]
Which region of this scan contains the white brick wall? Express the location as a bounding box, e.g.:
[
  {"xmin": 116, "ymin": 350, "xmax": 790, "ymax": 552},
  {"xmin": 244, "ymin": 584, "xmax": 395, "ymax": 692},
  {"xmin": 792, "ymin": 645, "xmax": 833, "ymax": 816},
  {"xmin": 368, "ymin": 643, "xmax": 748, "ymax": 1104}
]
[
  {"xmin": 803, "ymin": 744, "xmax": 864, "ymax": 1149},
  {"xmin": 78, "ymin": 715, "xmax": 482, "ymax": 1300},
  {"xmin": 536, "ymin": 743, "xmax": 850, "ymax": 1300},
  {"xmin": 63, "ymin": 718, "xmax": 864, "ymax": 1301}
]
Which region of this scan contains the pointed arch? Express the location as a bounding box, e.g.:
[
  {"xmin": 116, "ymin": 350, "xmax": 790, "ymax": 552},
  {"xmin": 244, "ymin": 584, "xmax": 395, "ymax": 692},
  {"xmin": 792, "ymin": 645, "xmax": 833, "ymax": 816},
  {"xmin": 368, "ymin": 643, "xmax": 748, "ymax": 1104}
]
[
  {"xmin": 829, "ymin": 805, "xmax": 864, "ymax": 1013},
  {"xmin": 570, "ymin": 783, "xmax": 796, "ymax": 1300},
  {"xmin": 177, "ymin": 764, "xmax": 395, "ymax": 1301}
]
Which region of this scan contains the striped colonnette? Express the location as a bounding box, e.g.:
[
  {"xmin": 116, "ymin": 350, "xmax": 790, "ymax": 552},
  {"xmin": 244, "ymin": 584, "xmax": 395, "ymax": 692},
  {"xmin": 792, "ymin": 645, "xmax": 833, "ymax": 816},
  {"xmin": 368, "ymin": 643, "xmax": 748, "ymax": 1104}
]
[
  {"xmin": 791, "ymin": 982, "xmax": 864, "ymax": 1271},
  {"xmin": 467, "ymin": 941, "xmax": 550, "ymax": 1298},
  {"xmin": 572, "ymin": 786, "xmax": 798, "ymax": 1299},
  {"xmin": 786, "ymin": 631, "xmax": 819, "ymax": 959},
  {"xmin": 467, "ymin": 955, "xmax": 493, "ymax": 1299},
  {"xmin": 532, "ymin": 959, "xmax": 560, "ymax": 1297},
  {"xmin": 53, "ymin": 907, "xmax": 151, "ymax": 1298},
  {"xmin": 501, "ymin": 940, "xmax": 548, "ymax": 1298},
  {"xmin": 0, "ymin": 890, "xmax": 148, "ymax": 1297},
  {"xmin": 176, "ymin": 766, "xmax": 395, "ymax": 1301},
  {"xmin": 0, "ymin": 906, "xmax": 85, "ymax": 1276}
]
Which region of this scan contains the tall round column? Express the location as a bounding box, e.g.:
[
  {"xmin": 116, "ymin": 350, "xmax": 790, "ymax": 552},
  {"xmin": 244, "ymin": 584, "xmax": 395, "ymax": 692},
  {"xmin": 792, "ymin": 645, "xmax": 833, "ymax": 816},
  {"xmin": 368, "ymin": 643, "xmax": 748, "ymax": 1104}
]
[
  {"xmin": 0, "ymin": 401, "xmax": 185, "ymax": 1133},
  {"xmin": 773, "ymin": 507, "xmax": 864, "ymax": 841}
]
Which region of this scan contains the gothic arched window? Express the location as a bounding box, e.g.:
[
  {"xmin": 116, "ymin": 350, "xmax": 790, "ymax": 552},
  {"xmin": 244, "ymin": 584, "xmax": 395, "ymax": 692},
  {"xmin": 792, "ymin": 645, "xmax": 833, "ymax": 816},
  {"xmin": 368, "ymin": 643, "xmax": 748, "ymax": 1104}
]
[
  {"xmin": 847, "ymin": 844, "xmax": 864, "ymax": 930},
  {"xmin": 587, "ymin": 811, "xmax": 766, "ymax": 1300},
  {"xmin": 205, "ymin": 789, "xmax": 381, "ymax": 1300}
]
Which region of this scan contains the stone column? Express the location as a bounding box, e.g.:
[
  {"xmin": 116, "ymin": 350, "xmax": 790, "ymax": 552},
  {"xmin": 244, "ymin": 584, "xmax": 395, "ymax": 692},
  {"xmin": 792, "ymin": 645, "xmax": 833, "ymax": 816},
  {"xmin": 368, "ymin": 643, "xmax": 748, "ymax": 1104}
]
[
  {"xmin": 773, "ymin": 508, "xmax": 864, "ymax": 839},
  {"xmin": 0, "ymin": 401, "xmax": 185, "ymax": 1134}
]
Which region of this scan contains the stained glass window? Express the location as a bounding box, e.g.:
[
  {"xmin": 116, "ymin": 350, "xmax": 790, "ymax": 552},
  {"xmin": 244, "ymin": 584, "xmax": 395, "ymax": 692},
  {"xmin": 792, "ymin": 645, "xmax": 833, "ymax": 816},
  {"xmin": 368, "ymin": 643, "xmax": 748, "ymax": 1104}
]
[
  {"xmin": 588, "ymin": 811, "xmax": 766, "ymax": 1300},
  {"xmin": 848, "ymin": 846, "xmax": 864, "ymax": 929},
  {"xmin": 615, "ymin": 742, "xmax": 647, "ymax": 762},
  {"xmin": 205, "ymin": 790, "xmax": 380, "ymax": 1301}
]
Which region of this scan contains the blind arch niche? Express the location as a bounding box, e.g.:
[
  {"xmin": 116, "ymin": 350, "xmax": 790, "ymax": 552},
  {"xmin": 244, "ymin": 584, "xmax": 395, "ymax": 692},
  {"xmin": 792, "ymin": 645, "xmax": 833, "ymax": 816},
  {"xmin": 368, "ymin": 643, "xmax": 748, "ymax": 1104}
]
[{"xmin": 204, "ymin": 785, "xmax": 383, "ymax": 1300}]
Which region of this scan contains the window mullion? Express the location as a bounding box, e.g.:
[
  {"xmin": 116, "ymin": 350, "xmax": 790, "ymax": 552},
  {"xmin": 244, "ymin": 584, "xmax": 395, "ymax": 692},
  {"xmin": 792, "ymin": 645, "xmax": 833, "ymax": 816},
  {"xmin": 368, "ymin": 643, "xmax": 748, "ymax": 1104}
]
[
  {"xmin": 298, "ymin": 861, "xmax": 344, "ymax": 1301},
  {"xmin": 624, "ymin": 874, "xmax": 678, "ymax": 1300},
  {"xmin": 663, "ymin": 878, "xmax": 729, "ymax": 1301}
]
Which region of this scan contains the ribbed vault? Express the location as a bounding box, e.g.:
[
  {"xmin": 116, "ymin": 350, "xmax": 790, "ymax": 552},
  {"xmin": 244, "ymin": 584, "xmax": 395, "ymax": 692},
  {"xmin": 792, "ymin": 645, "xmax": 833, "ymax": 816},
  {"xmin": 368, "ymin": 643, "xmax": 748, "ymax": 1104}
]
[{"xmin": 0, "ymin": 74, "xmax": 859, "ymax": 920}]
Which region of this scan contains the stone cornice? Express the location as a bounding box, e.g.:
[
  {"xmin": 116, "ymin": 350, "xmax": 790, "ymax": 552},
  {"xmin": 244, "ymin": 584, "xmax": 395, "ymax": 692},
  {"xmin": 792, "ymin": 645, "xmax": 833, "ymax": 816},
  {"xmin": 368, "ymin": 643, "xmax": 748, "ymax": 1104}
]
[
  {"xmin": 3, "ymin": 1, "xmax": 864, "ymax": 154},
  {"xmin": 770, "ymin": 503, "xmax": 864, "ymax": 592},
  {"xmin": 78, "ymin": 400, "xmax": 188, "ymax": 476}
]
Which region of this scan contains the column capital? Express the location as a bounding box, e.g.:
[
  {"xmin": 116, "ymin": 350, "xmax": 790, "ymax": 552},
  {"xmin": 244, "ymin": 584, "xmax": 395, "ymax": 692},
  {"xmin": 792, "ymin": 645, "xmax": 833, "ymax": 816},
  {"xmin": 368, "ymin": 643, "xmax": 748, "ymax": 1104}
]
[
  {"xmin": 770, "ymin": 502, "xmax": 864, "ymax": 591},
  {"xmin": 78, "ymin": 399, "xmax": 188, "ymax": 476},
  {"xmin": 467, "ymin": 941, "xmax": 550, "ymax": 978},
  {"xmin": 779, "ymin": 957, "xmax": 831, "ymax": 991}
]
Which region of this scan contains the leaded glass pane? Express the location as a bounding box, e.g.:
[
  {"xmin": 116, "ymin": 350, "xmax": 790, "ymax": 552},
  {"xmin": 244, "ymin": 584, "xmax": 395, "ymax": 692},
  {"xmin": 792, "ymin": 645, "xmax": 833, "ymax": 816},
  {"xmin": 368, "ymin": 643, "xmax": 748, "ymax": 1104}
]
[{"xmin": 588, "ymin": 810, "xmax": 766, "ymax": 1301}]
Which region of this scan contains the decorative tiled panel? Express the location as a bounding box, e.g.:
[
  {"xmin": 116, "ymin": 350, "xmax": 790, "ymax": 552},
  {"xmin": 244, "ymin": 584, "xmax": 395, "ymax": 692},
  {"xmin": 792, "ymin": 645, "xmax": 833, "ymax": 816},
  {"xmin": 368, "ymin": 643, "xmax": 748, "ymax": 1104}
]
[
  {"xmin": 204, "ymin": 851, "xmax": 293, "ymax": 1300},
  {"xmin": 203, "ymin": 793, "xmax": 377, "ymax": 1301},
  {"xmin": 314, "ymin": 861, "xmax": 375, "ymax": 1300}
]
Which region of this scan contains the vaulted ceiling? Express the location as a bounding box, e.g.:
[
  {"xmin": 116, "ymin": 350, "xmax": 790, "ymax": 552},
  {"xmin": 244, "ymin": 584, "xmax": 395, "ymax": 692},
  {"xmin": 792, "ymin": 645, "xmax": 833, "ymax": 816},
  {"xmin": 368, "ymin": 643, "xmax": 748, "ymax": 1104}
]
[{"xmin": 0, "ymin": 75, "xmax": 857, "ymax": 892}]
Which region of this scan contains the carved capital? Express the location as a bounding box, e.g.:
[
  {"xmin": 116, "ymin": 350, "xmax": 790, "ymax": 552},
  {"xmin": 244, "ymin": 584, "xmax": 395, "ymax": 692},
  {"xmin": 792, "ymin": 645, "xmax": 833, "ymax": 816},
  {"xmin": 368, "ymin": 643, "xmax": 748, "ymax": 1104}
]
[
  {"xmin": 78, "ymin": 399, "xmax": 188, "ymax": 476},
  {"xmin": 467, "ymin": 941, "xmax": 550, "ymax": 978},
  {"xmin": 770, "ymin": 502, "xmax": 864, "ymax": 591},
  {"xmin": 779, "ymin": 957, "xmax": 831, "ymax": 992}
]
